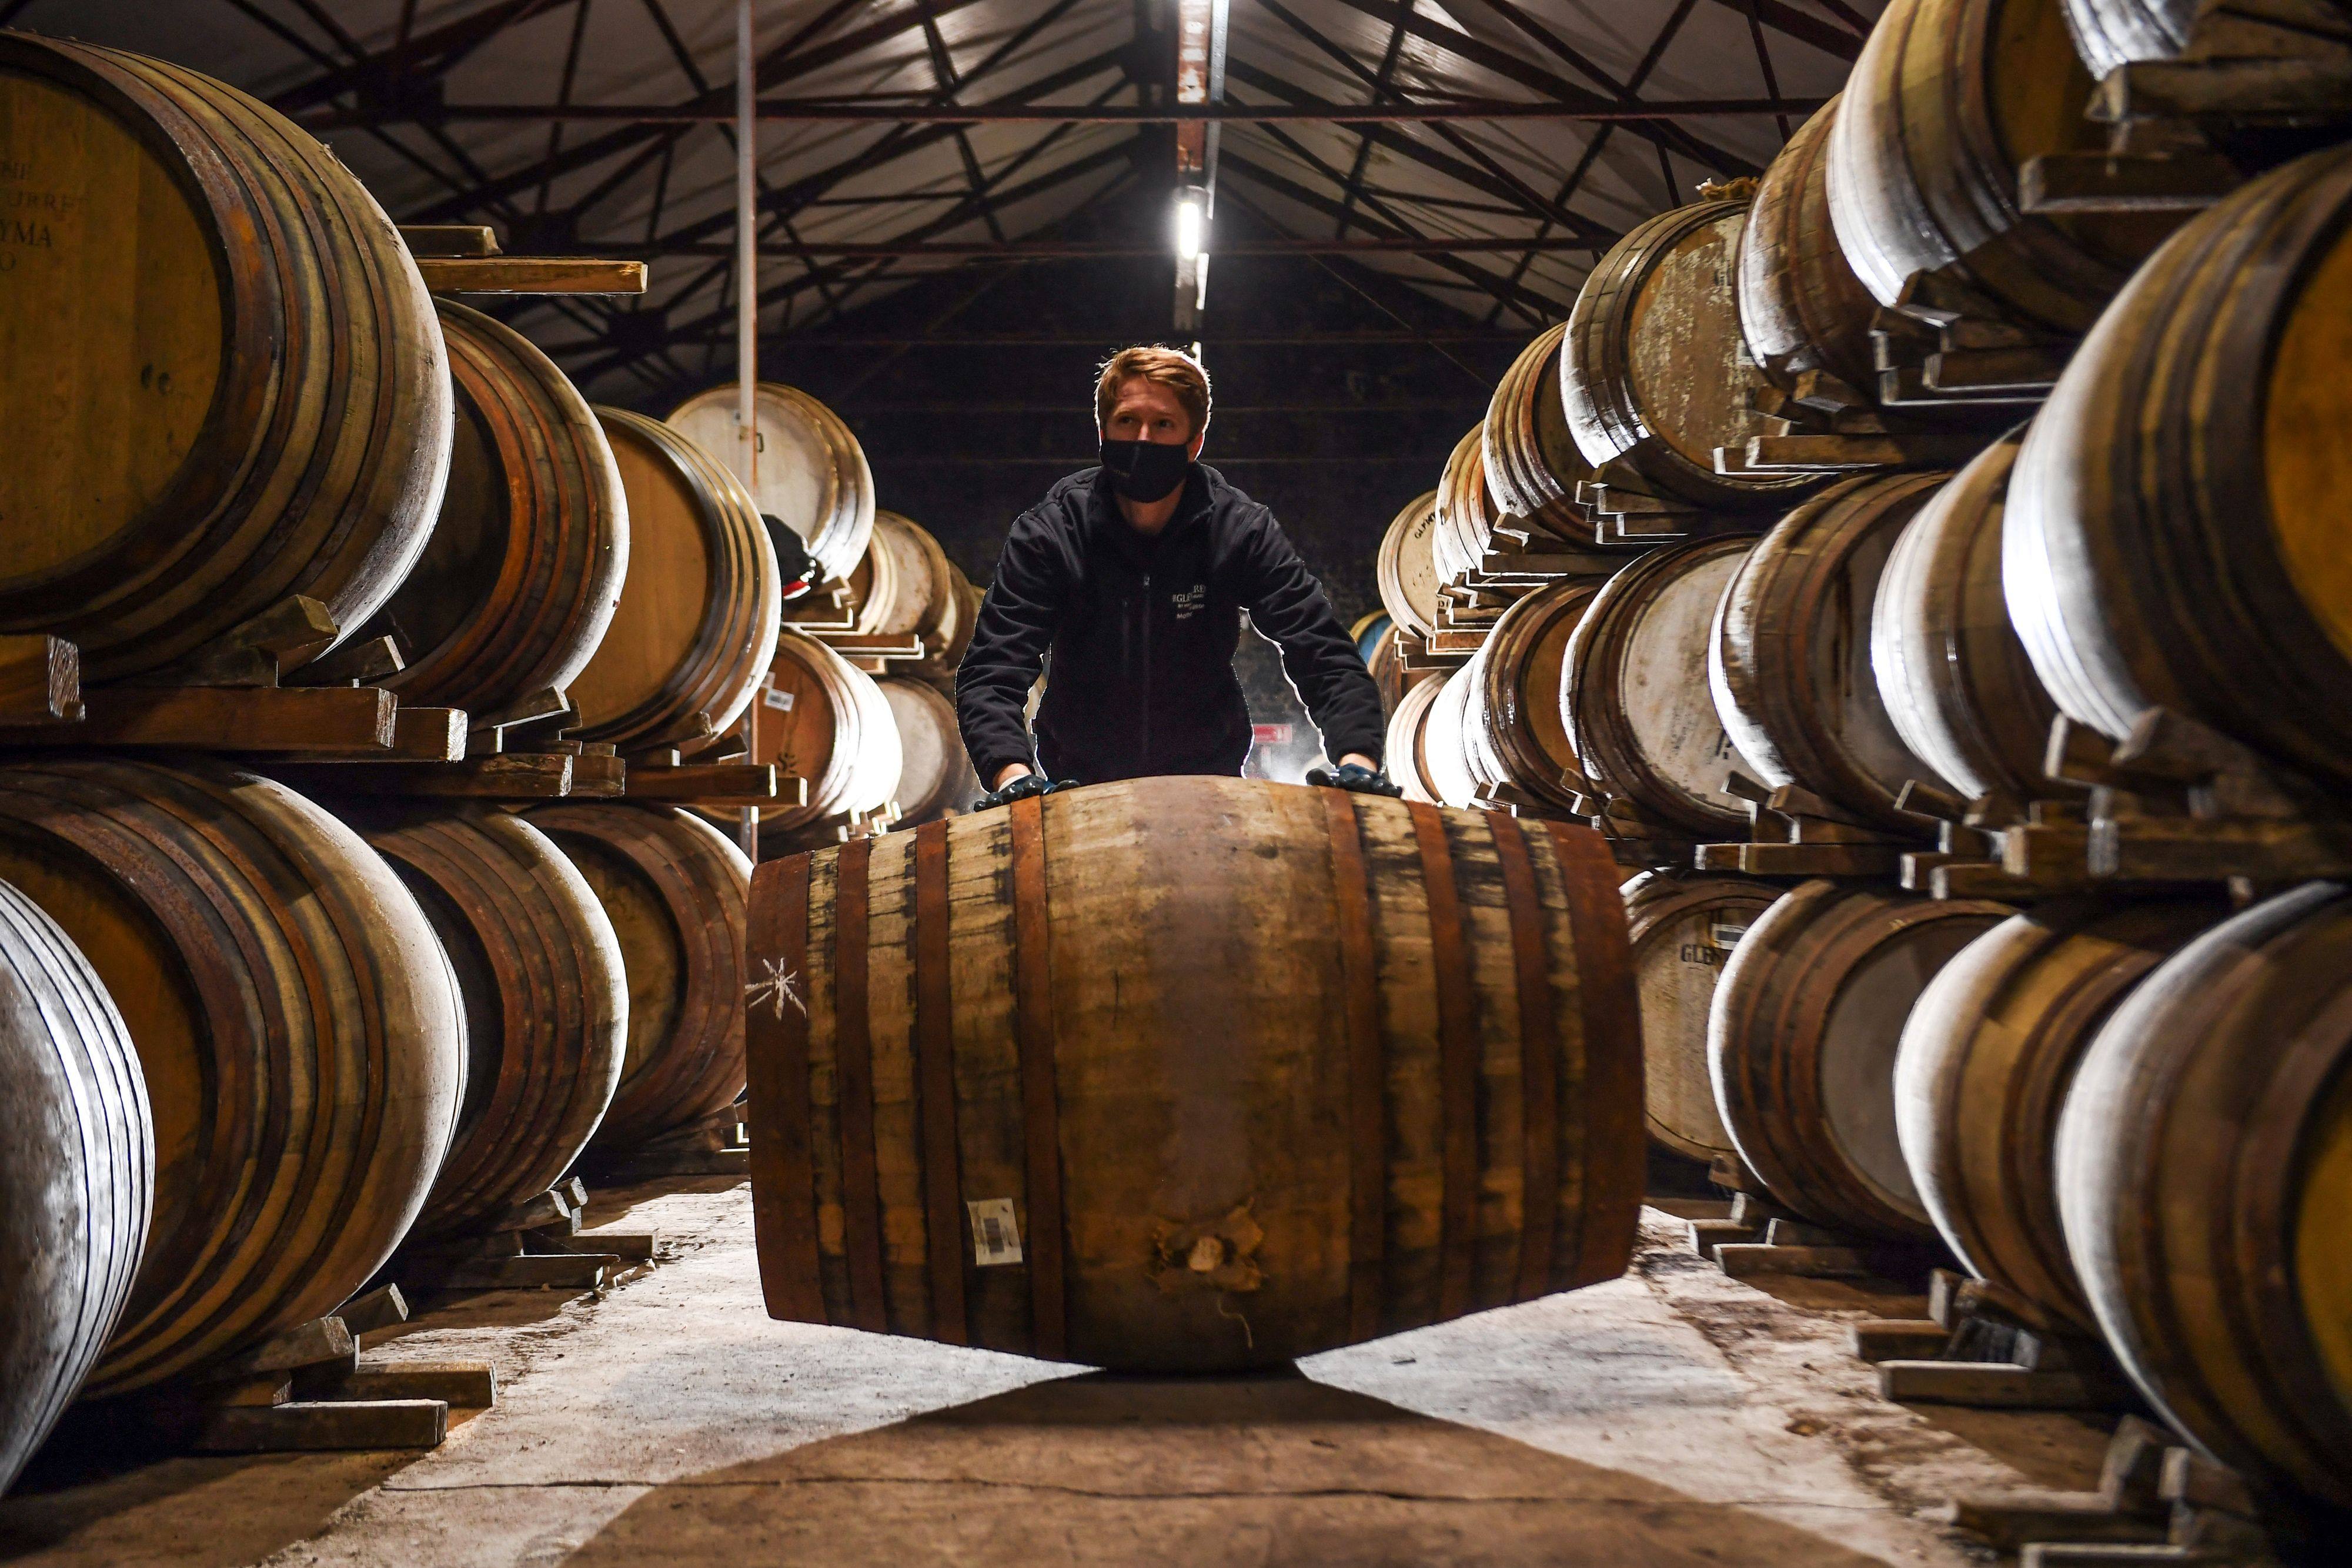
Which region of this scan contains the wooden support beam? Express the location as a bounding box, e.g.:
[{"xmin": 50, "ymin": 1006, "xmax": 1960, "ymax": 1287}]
[
  {"xmin": 400, "ymin": 224, "xmax": 501, "ymax": 256},
  {"xmin": 264, "ymin": 754, "xmax": 574, "ymax": 800},
  {"xmin": 417, "ymin": 257, "xmax": 647, "ymax": 294}
]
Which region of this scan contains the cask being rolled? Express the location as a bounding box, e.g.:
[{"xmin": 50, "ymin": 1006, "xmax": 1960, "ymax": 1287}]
[
  {"xmin": 0, "ymin": 759, "xmax": 462, "ymax": 1395},
  {"xmin": 1375, "ymin": 491, "xmax": 1445, "ymax": 641},
  {"xmin": 2056, "ymin": 881, "xmax": 2352, "ymax": 1509},
  {"xmin": 525, "ymin": 803, "xmax": 750, "ymax": 1151},
  {"xmin": 746, "ymin": 778, "xmax": 1643, "ymax": 1370},
  {"xmin": 346, "ymin": 805, "xmax": 627, "ymax": 1238},
  {"xmin": 1565, "ymin": 537, "xmax": 1762, "ymax": 837},
  {"xmin": 1623, "ymin": 872, "xmax": 1779, "ymax": 1169},
  {"xmin": 1826, "ymin": 0, "xmax": 2180, "ymax": 335},
  {"xmin": 878, "ymin": 677, "xmax": 979, "ymax": 827},
  {"xmin": 2006, "ymin": 146, "xmax": 2352, "ymax": 790},
  {"xmin": 1710, "ymin": 471, "xmax": 1953, "ymax": 829},
  {"xmin": 0, "ymin": 880, "xmax": 148, "ymax": 1496},
  {"xmin": 1562, "ymin": 198, "xmax": 1819, "ymax": 510},
  {"xmin": 668, "ymin": 382, "xmax": 874, "ymax": 585},
  {"xmin": 570, "ymin": 409, "xmax": 780, "ymax": 748},
  {"xmin": 0, "ymin": 36, "xmax": 450, "ymax": 681},
  {"xmin": 361, "ymin": 300, "xmax": 626, "ymax": 716},
  {"xmin": 1708, "ymin": 880, "xmax": 2010, "ymax": 1241},
  {"xmin": 1892, "ymin": 898, "xmax": 2223, "ymax": 1328},
  {"xmin": 1872, "ymin": 433, "xmax": 2057, "ymax": 803},
  {"xmin": 1735, "ymin": 96, "xmax": 1878, "ymax": 400}
]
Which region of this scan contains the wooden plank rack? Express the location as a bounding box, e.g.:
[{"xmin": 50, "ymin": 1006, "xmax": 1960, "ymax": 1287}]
[
  {"xmin": 396, "ymin": 1179, "xmax": 655, "ymax": 1295},
  {"xmin": 158, "ymin": 1285, "xmax": 495, "ymax": 1454},
  {"xmin": 1687, "ymin": 1162, "xmax": 1940, "ymax": 1282},
  {"xmin": 1855, "ymin": 1269, "xmax": 2133, "ymax": 1411},
  {"xmin": 580, "ymin": 1104, "xmax": 750, "ymax": 1181},
  {"xmin": 1694, "ymin": 775, "xmax": 1930, "ymax": 878},
  {"xmin": 402, "ymin": 224, "xmax": 647, "ymax": 296},
  {"xmin": 1942, "ymin": 1416, "xmax": 2296, "ymax": 1566}
]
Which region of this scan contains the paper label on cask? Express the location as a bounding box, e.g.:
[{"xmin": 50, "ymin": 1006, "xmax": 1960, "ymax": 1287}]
[
  {"xmin": 763, "ymin": 687, "xmax": 796, "ymax": 711},
  {"xmin": 967, "ymin": 1198, "xmax": 1024, "ymax": 1266}
]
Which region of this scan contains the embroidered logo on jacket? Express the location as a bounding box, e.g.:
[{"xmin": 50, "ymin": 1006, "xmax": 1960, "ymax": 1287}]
[{"xmin": 1170, "ymin": 583, "xmax": 1208, "ymax": 621}]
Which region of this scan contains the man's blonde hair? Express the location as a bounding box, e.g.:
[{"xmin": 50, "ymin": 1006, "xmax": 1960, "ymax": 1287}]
[{"xmin": 1095, "ymin": 345, "xmax": 1211, "ymax": 439}]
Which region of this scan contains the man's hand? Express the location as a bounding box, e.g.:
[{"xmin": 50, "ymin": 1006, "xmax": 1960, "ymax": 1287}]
[
  {"xmin": 1306, "ymin": 760, "xmax": 1404, "ymax": 798},
  {"xmin": 971, "ymin": 773, "xmax": 1081, "ymax": 813}
]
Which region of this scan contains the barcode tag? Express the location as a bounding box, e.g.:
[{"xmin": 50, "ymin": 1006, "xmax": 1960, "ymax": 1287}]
[
  {"xmin": 1708, "ymin": 917, "xmax": 1750, "ymax": 951},
  {"xmin": 967, "ymin": 1198, "xmax": 1024, "ymax": 1266},
  {"xmin": 763, "ymin": 687, "xmax": 796, "ymax": 712}
]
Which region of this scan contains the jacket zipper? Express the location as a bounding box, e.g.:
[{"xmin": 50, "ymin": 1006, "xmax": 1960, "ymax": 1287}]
[{"xmin": 1137, "ymin": 569, "xmax": 1152, "ymax": 773}]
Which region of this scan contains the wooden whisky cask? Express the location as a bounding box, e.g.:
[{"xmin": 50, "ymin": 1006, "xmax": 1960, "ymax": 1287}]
[
  {"xmin": 1708, "ymin": 880, "xmax": 2011, "ymax": 1241},
  {"xmin": 2006, "ymin": 145, "xmax": 2352, "ymax": 790},
  {"xmin": 669, "ymin": 382, "xmax": 874, "ymax": 586},
  {"xmin": 1418, "ymin": 666, "xmax": 1485, "ymax": 811},
  {"xmin": 1826, "ymin": 0, "xmax": 2180, "ymax": 334},
  {"xmin": 2056, "ymin": 881, "xmax": 2352, "ymax": 1509},
  {"xmin": 1565, "ymin": 537, "xmax": 1762, "ymax": 837},
  {"xmin": 880, "ymin": 677, "xmax": 979, "ymax": 827},
  {"xmin": 1892, "ymin": 897, "xmax": 2223, "ymax": 1328},
  {"xmin": 846, "ymin": 512, "xmax": 958, "ymax": 645},
  {"xmin": 1735, "ymin": 96, "xmax": 1879, "ymax": 398},
  {"xmin": 0, "ymin": 759, "xmax": 462, "ymax": 1395},
  {"xmin": 364, "ymin": 299, "xmax": 626, "ymax": 715},
  {"xmin": 571, "ymin": 408, "xmax": 780, "ymax": 748},
  {"xmin": 346, "ymin": 806, "xmax": 627, "ymax": 1239},
  {"xmin": 524, "ymin": 803, "xmax": 750, "ymax": 1151},
  {"xmin": 0, "ymin": 880, "xmax": 148, "ymax": 1495},
  {"xmin": 2057, "ymin": 0, "xmax": 2197, "ymax": 73},
  {"xmin": 745, "ymin": 777, "xmax": 1644, "ymax": 1370},
  {"xmin": 1375, "ymin": 491, "xmax": 1445, "ymax": 640},
  {"xmin": 1710, "ymin": 471, "xmax": 1953, "ymax": 829},
  {"xmin": 1623, "ymin": 872, "xmax": 1779, "ymax": 1169},
  {"xmin": 1384, "ymin": 673, "xmax": 1449, "ymax": 805},
  {"xmin": 750, "ymin": 631, "xmax": 903, "ymax": 839},
  {"xmin": 0, "ymin": 36, "xmax": 451, "ymax": 681},
  {"xmin": 1482, "ymin": 323, "xmax": 1599, "ymax": 541},
  {"xmin": 1433, "ymin": 427, "xmax": 1492, "ymax": 586},
  {"xmin": 1872, "ymin": 433, "xmax": 2058, "ymax": 802},
  {"xmin": 1562, "ymin": 198, "xmax": 1819, "ymax": 510},
  {"xmin": 1458, "ymin": 579, "xmax": 1604, "ymax": 816}
]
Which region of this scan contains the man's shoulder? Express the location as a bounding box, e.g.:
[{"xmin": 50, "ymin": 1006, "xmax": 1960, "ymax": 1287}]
[{"xmin": 1195, "ymin": 464, "xmax": 1281, "ymax": 541}]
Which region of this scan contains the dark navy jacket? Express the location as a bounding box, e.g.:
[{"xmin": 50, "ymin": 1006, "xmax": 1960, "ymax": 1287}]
[{"xmin": 956, "ymin": 463, "xmax": 1387, "ymax": 787}]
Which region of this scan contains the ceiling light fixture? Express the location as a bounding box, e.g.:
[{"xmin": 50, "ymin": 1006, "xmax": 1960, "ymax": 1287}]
[{"xmin": 1175, "ymin": 189, "xmax": 1206, "ymax": 262}]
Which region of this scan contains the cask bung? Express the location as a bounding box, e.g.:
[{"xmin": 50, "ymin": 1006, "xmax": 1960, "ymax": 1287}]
[
  {"xmin": 2057, "ymin": 882, "xmax": 2352, "ymax": 1508},
  {"xmin": 0, "ymin": 881, "xmax": 147, "ymax": 1494},
  {"xmin": 1709, "ymin": 880, "xmax": 2010, "ymax": 1241},
  {"xmin": 1710, "ymin": 472, "xmax": 1953, "ymax": 828},
  {"xmin": 570, "ymin": 409, "xmax": 780, "ymax": 748},
  {"xmin": 346, "ymin": 806, "xmax": 627, "ymax": 1238},
  {"xmin": 363, "ymin": 300, "xmax": 626, "ymax": 716},
  {"xmin": 526, "ymin": 803, "xmax": 750, "ymax": 1150},
  {"xmin": 746, "ymin": 778, "xmax": 1644, "ymax": 1370},
  {"xmin": 668, "ymin": 382, "xmax": 874, "ymax": 586},
  {"xmin": 0, "ymin": 760, "xmax": 462, "ymax": 1393},
  {"xmin": 0, "ymin": 36, "xmax": 450, "ymax": 680},
  {"xmin": 1893, "ymin": 898, "xmax": 2223, "ymax": 1326}
]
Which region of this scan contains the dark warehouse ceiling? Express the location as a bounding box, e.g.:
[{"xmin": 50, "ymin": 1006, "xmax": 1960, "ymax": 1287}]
[{"xmin": 2, "ymin": 1, "xmax": 1879, "ymax": 399}]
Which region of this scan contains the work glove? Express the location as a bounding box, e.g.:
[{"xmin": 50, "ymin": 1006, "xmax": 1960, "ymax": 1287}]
[
  {"xmin": 1307, "ymin": 761, "xmax": 1404, "ymax": 798},
  {"xmin": 971, "ymin": 773, "xmax": 1080, "ymax": 813}
]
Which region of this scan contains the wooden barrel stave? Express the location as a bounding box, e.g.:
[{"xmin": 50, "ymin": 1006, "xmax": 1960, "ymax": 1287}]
[
  {"xmin": 525, "ymin": 803, "xmax": 750, "ymax": 1151},
  {"xmin": 0, "ymin": 880, "xmax": 149, "ymax": 1494},
  {"xmin": 1872, "ymin": 433, "xmax": 2058, "ymax": 802},
  {"xmin": 572, "ymin": 407, "xmax": 780, "ymax": 748},
  {"xmin": 746, "ymin": 778, "xmax": 1645, "ymax": 1370},
  {"xmin": 346, "ymin": 805, "xmax": 627, "ymax": 1238},
  {"xmin": 1562, "ymin": 198, "xmax": 1819, "ymax": 509},
  {"xmin": 1565, "ymin": 536, "xmax": 1763, "ymax": 837},
  {"xmin": 0, "ymin": 758, "xmax": 462, "ymax": 1395},
  {"xmin": 1826, "ymin": 0, "xmax": 2181, "ymax": 334},
  {"xmin": 1710, "ymin": 471, "xmax": 1955, "ymax": 828},
  {"xmin": 0, "ymin": 36, "xmax": 451, "ymax": 680},
  {"xmin": 364, "ymin": 299, "xmax": 626, "ymax": 714},
  {"xmin": 2055, "ymin": 881, "xmax": 2352, "ymax": 1508},
  {"xmin": 2006, "ymin": 145, "xmax": 2352, "ymax": 789},
  {"xmin": 667, "ymin": 382, "xmax": 874, "ymax": 585},
  {"xmin": 1736, "ymin": 95, "xmax": 1879, "ymax": 398},
  {"xmin": 1893, "ymin": 897, "xmax": 2224, "ymax": 1328},
  {"xmin": 1623, "ymin": 872, "xmax": 1780, "ymax": 1169},
  {"xmin": 1708, "ymin": 879, "xmax": 2012, "ymax": 1241}
]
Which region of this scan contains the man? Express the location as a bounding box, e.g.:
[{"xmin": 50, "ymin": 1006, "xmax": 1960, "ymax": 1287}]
[{"xmin": 957, "ymin": 345, "xmax": 1400, "ymax": 807}]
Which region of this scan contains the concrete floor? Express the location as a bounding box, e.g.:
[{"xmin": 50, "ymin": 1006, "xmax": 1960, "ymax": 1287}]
[{"xmin": 0, "ymin": 1181, "xmax": 2116, "ymax": 1566}]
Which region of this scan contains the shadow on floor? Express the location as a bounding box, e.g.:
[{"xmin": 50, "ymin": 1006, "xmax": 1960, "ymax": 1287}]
[{"xmin": 556, "ymin": 1366, "xmax": 1926, "ymax": 1567}]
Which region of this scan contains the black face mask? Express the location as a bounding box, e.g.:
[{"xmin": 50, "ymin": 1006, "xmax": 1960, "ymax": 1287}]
[{"xmin": 1099, "ymin": 438, "xmax": 1192, "ymax": 503}]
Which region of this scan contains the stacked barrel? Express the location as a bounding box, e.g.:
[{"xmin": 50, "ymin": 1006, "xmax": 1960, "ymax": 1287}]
[
  {"xmin": 1357, "ymin": 0, "xmax": 2352, "ymax": 1527},
  {"xmin": 0, "ymin": 32, "xmax": 900, "ymax": 1488}
]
